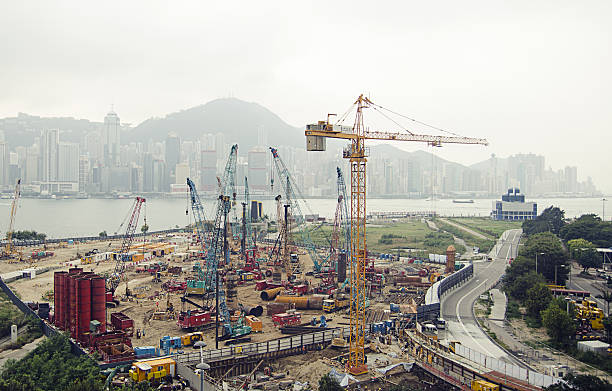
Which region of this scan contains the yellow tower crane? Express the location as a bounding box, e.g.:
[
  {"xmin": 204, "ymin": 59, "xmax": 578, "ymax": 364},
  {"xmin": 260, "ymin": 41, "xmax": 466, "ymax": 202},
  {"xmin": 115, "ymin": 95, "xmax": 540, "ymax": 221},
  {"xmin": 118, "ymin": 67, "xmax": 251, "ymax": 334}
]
[
  {"xmin": 305, "ymin": 95, "xmax": 488, "ymax": 375},
  {"xmin": 5, "ymin": 179, "xmax": 21, "ymax": 260}
]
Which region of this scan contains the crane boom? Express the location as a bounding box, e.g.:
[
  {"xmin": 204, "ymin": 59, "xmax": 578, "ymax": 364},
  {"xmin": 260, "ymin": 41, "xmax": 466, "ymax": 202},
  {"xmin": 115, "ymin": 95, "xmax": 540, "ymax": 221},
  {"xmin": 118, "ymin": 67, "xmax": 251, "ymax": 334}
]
[
  {"xmin": 108, "ymin": 196, "xmax": 145, "ymax": 294},
  {"xmin": 305, "ymin": 94, "xmax": 488, "ymax": 376}
]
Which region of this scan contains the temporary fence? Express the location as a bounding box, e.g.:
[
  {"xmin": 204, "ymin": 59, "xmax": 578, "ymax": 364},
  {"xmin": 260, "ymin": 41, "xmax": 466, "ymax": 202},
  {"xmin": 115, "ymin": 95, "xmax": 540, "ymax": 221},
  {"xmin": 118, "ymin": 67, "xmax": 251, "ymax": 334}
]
[{"xmin": 454, "ymin": 340, "xmax": 559, "ymax": 388}]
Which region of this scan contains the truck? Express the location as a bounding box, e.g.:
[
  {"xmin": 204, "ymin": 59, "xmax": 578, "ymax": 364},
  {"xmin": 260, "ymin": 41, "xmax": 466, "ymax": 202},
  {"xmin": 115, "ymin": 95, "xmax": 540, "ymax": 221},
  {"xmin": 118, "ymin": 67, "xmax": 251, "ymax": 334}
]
[{"xmin": 322, "ymin": 296, "xmax": 350, "ymax": 313}]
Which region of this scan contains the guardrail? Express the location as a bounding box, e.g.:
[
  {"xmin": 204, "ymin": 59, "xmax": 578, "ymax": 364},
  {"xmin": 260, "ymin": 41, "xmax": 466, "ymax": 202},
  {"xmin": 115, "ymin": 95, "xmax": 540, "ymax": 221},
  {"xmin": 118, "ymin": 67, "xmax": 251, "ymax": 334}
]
[{"xmin": 421, "ymin": 263, "xmax": 474, "ymax": 321}]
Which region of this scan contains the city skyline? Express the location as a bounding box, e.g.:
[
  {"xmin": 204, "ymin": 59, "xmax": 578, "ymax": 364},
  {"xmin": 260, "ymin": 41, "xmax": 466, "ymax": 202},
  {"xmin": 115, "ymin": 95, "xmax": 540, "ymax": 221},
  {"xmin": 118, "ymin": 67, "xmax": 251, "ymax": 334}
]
[{"xmin": 0, "ymin": 101, "xmax": 599, "ymax": 198}]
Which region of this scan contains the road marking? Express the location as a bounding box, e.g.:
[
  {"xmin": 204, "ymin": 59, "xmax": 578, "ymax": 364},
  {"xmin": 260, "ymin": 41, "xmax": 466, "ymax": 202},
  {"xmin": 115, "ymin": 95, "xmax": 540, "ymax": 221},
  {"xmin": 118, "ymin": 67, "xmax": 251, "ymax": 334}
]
[
  {"xmin": 572, "ymin": 280, "xmax": 606, "ymax": 309},
  {"xmin": 456, "ymin": 278, "xmax": 496, "ymax": 356}
]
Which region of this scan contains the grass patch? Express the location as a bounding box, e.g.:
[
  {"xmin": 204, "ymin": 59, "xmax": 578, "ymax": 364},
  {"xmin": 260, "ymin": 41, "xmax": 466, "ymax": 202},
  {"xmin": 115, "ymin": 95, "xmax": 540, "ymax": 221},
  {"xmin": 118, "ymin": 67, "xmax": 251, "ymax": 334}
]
[
  {"xmin": 434, "ymin": 219, "xmax": 495, "ymax": 253},
  {"xmin": 309, "ymin": 220, "xmax": 457, "ymax": 255},
  {"xmin": 447, "ymin": 217, "xmax": 522, "ymax": 239}
]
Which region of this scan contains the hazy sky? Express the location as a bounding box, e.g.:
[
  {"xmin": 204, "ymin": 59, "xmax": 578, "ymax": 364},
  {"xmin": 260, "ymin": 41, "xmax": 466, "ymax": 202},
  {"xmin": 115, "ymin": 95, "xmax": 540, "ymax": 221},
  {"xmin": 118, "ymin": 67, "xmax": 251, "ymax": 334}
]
[{"xmin": 1, "ymin": 1, "xmax": 610, "ymax": 191}]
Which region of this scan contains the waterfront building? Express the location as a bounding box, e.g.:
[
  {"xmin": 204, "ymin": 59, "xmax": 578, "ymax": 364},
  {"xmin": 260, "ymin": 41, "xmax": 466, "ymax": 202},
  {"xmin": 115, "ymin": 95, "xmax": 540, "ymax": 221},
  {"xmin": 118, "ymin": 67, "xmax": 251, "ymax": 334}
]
[
  {"xmin": 248, "ymin": 148, "xmax": 267, "ymax": 192},
  {"xmin": 491, "ymin": 188, "xmax": 537, "ymax": 221}
]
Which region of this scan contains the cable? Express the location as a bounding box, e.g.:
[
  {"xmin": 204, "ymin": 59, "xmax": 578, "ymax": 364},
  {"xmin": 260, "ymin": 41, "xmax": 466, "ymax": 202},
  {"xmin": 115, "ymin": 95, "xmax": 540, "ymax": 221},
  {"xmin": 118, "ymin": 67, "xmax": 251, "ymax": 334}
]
[
  {"xmin": 370, "ymin": 106, "xmax": 414, "ymax": 135},
  {"xmin": 372, "ymin": 102, "xmax": 461, "ymax": 136}
]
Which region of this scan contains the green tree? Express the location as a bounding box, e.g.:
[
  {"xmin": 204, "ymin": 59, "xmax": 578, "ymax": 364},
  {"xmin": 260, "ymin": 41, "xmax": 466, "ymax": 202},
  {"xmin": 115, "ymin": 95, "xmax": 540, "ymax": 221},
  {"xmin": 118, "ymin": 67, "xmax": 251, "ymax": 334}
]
[
  {"xmin": 544, "ymin": 373, "xmax": 612, "ymax": 391},
  {"xmin": 542, "ymin": 299, "xmax": 575, "ymax": 343},
  {"xmin": 506, "ymin": 271, "xmax": 545, "ymax": 302},
  {"xmin": 0, "ymin": 334, "xmax": 103, "ymax": 390},
  {"xmin": 560, "ymin": 214, "xmax": 612, "ymax": 248},
  {"xmin": 603, "ymin": 317, "xmax": 612, "ymax": 343},
  {"xmin": 567, "ymin": 238, "xmax": 601, "ymax": 272},
  {"xmin": 523, "ymin": 206, "xmax": 566, "ymax": 236},
  {"xmin": 99, "ymin": 231, "xmax": 108, "ymax": 238},
  {"xmin": 318, "ymin": 374, "xmax": 343, "ymax": 391},
  {"xmin": 521, "ymin": 232, "xmax": 569, "ymax": 284},
  {"xmin": 140, "ymin": 224, "xmax": 149, "ymax": 234},
  {"xmin": 525, "ymin": 282, "xmax": 552, "ymax": 320}
]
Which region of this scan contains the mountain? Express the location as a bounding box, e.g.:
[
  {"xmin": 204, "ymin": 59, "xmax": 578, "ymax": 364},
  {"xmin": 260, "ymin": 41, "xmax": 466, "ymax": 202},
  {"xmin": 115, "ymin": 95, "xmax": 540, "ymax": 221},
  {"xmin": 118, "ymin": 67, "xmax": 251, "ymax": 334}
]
[
  {"xmin": 125, "ymin": 98, "xmax": 303, "ymax": 150},
  {"xmin": 0, "ymin": 113, "xmax": 101, "ymax": 147}
]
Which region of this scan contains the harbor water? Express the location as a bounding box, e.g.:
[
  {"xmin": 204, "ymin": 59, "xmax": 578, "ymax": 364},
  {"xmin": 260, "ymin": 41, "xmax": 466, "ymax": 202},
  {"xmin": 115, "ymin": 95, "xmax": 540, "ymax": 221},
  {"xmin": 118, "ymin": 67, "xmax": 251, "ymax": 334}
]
[{"xmin": 0, "ymin": 196, "xmax": 606, "ymax": 238}]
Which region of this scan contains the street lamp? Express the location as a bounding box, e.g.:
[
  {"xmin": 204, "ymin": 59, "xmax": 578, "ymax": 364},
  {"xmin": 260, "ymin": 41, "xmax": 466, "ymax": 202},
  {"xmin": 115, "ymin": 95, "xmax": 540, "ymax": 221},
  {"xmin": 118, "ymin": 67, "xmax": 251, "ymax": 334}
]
[
  {"xmin": 194, "ymin": 341, "xmax": 207, "ymax": 364},
  {"xmin": 603, "ymin": 198, "xmax": 608, "ymax": 222},
  {"xmin": 535, "ymin": 252, "xmax": 545, "ymax": 274},
  {"xmin": 555, "ymin": 264, "xmax": 566, "ymax": 287},
  {"xmin": 196, "ymin": 362, "xmax": 211, "ymax": 391}
]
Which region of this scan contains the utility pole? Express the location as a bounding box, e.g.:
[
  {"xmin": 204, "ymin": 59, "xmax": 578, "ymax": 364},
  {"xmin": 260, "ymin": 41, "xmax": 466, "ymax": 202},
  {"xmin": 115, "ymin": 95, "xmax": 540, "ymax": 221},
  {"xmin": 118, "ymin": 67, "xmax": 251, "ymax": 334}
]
[{"xmin": 603, "ymin": 198, "xmax": 608, "ymax": 222}]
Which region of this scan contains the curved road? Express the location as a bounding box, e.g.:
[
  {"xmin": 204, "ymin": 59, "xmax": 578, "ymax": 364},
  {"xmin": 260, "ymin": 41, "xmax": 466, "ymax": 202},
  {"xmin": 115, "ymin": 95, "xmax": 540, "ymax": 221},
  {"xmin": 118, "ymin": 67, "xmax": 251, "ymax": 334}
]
[{"xmin": 441, "ymin": 228, "xmax": 524, "ymax": 367}]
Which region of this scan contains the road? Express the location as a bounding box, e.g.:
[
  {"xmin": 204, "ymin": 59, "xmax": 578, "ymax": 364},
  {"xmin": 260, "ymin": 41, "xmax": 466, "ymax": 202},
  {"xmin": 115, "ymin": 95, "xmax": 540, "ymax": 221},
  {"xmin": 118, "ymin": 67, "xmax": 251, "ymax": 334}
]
[
  {"xmin": 440, "ymin": 228, "xmax": 524, "ymax": 366},
  {"xmin": 568, "ymin": 266, "xmax": 608, "ymax": 311}
]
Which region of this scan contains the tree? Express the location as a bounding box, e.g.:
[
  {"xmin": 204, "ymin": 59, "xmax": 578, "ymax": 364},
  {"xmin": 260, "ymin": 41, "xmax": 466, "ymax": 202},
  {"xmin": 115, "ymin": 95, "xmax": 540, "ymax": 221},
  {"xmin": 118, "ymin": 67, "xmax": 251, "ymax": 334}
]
[
  {"xmin": 604, "ymin": 317, "xmax": 612, "ymax": 343},
  {"xmin": 525, "ymin": 282, "xmax": 552, "ymax": 320},
  {"xmin": 561, "ymin": 214, "xmax": 612, "ymax": 248},
  {"xmin": 541, "ymin": 300, "xmax": 575, "ymax": 343},
  {"xmin": 318, "ymin": 374, "xmax": 343, "ymax": 391},
  {"xmin": 567, "ymin": 238, "xmax": 601, "ymax": 272},
  {"xmin": 506, "ymin": 271, "xmax": 545, "ymax": 303},
  {"xmin": 523, "ymin": 206, "xmax": 566, "ymax": 236},
  {"xmin": 521, "ymin": 232, "xmax": 569, "ymax": 284},
  {"xmin": 99, "ymin": 231, "xmax": 108, "ymax": 238},
  {"xmin": 141, "ymin": 224, "xmax": 149, "ymax": 234},
  {"xmin": 544, "ymin": 373, "xmax": 612, "ymax": 391}
]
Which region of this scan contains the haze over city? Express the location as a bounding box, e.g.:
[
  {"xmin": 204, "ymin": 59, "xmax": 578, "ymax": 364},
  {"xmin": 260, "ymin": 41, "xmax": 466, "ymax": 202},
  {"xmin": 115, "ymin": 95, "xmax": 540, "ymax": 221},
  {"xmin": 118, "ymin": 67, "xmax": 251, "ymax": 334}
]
[{"xmin": 0, "ymin": 1, "xmax": 610, "ymax": 192}]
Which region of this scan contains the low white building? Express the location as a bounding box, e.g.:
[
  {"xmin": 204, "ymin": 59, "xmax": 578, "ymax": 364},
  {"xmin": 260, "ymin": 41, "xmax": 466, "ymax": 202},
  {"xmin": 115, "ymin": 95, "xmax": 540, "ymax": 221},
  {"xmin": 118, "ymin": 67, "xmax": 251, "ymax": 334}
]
[{"xmin": 491, "ymin": 188, "xmax": 537, "ymax": 221}]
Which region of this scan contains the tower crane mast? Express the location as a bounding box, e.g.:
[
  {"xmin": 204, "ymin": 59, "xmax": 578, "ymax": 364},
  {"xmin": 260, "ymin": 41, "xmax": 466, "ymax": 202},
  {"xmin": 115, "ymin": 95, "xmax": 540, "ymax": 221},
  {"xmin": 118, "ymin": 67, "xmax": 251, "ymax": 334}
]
[
  {"xmin": 305, "ymin": 94, "xmax": 488, "ymax": 375},
  {"xmin": 106, "ymin": 196, "xmax": 145, "ymax": 304},
  {"xmin": 4, "ymin": 179, "xmax": 21, "ymax": 259}
]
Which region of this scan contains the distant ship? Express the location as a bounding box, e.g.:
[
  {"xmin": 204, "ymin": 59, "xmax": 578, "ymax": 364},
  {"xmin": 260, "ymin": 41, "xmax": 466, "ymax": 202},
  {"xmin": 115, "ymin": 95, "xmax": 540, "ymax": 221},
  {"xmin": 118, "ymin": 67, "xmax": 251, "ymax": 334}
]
[{"xmin": 453, "ymin": 199, "xmax": 474, "ymax": 204}]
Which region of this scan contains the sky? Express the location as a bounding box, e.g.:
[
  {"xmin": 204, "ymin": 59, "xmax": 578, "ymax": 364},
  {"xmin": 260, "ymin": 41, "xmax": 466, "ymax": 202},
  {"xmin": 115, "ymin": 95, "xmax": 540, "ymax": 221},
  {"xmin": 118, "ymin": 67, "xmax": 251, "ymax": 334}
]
[{"xmin": 1, "ymin": 1, "xmax": 611, "ymax": 191}]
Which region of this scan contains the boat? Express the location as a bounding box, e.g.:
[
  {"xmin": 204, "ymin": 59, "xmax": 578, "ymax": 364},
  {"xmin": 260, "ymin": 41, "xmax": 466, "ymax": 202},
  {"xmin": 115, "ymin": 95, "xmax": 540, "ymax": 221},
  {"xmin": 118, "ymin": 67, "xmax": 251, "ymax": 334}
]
[{"xmin": 453, "ymin": 199, "xmax": 474, "ymax": 204}]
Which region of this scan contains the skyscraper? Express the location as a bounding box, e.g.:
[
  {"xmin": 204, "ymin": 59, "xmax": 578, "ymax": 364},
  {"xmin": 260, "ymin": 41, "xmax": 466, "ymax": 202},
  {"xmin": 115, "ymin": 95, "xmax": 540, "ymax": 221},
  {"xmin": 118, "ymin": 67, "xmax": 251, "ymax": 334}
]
[
  {"xmin": 41, "ymin": 129, "xmax": 59, "ymax": 182},
  {"xmin": 248, "ymin": 148, "xmax": 267, "ymax": 191},
  {"xmin": 103, "ymin": 110, "xmax": 121, "ymax": 167},
  {"xmin": 58, "ymin": 142, "xmax": 79, "ymax": 182},
  {"xmin": 165, "ymin": 133, "xmax": 180, "ymax": 173},
  {"xmin": 0, "ymin": 142, "xmax": 8, "ymax": 186}
]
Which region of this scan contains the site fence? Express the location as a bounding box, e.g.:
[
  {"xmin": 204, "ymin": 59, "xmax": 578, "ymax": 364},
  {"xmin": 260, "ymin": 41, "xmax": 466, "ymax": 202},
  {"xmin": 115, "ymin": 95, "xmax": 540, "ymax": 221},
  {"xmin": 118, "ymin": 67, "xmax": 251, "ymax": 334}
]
[
  {"xmin": 454, "ymin": 342, "xmax": 558, "ymax": 388},
  {"xmin": 4, "ymin": 228, "xmax": 184, "ymax": 247},
  {"xmin": 0, "ymin": 277, "xmax": 88, "ymax": 357}
]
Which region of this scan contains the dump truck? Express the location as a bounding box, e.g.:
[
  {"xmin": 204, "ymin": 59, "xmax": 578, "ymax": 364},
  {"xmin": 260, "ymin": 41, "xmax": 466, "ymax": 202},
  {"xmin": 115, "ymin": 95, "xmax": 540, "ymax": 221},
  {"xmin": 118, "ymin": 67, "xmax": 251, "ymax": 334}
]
[{"xmin": 322, "ymin": 296, "xmax": 350, "ymax": 313}]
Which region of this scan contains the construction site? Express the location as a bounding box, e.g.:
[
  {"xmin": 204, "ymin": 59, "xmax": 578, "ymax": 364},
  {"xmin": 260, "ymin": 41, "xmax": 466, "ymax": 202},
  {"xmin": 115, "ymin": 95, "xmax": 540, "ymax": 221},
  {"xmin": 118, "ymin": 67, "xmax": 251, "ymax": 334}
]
[{"xmin": 0, "ymin": 95, "xmax": 514, "ymax": 390}]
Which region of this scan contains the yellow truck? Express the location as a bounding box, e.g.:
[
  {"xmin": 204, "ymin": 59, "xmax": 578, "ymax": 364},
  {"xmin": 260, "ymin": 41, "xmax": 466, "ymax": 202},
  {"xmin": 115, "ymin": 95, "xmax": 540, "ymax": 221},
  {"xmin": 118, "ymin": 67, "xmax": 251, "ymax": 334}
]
[
  {"xmin": 471, "ymin": 379, "xmax": 499, "ymax": 391},
  {"xmin": 129, "ymin": 357, "xmax": 176, "ymax": 383},
  {"xmin": 322, "ymin": 297, "xmax": 350, "ymax": 313},
  {"xmin": 180, "ymin": 332, "xmax": 204, "ymax": 347}
]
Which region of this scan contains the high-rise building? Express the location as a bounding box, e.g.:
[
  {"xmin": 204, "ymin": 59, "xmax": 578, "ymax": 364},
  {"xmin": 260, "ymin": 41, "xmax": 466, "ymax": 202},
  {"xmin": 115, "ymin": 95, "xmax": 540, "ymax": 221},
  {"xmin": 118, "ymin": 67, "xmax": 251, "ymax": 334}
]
[
  {"xmin": 0, "ymin": 142, "xmax": 8, "ymax": 186},
  {"xmin": 41, "ymin": 129, "xmax": 59, "ymax": 182},
  {"xmin": 24, "ymin": 148, "xmax": 39, "ymax": 184},
  {"xmin": 248, "ymin": 149, "xmax": 267, "ymax": 191},
  {"xmin": 564, "ymin": 166, "xmax": 578, "ymax": 193},
  {"xmin": 175, "ymin": 163, "xmax": 190, "ymax": 185},
  {"xmin": 165, "ymin": 133, "xmax": 180, "ymax": 173},
  {"xmin": 103, "ymin": 110, "xmax": 121, "ymax": 167},
  {"xmin": 58, "ymin": 142, "xmax": 79, "ymax": 182},
  {"xmin": 143, "ymin": 152, "xmax": 154, "ymax": 192},
  {"xmin": 79, "ymin": 155, "xmax": 90, "ymax": 192},
  {"xmin": 200, "ymin": 150, "xmax": 217, "ymax": 191}
]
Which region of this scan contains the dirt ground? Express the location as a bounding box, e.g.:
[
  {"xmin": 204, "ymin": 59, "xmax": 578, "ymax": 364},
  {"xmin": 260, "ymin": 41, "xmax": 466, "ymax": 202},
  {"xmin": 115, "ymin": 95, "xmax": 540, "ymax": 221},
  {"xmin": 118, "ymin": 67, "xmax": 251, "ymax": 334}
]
[{"xmin": 5, "ymin": 236, "xmax": 353, "ymax": 352}]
